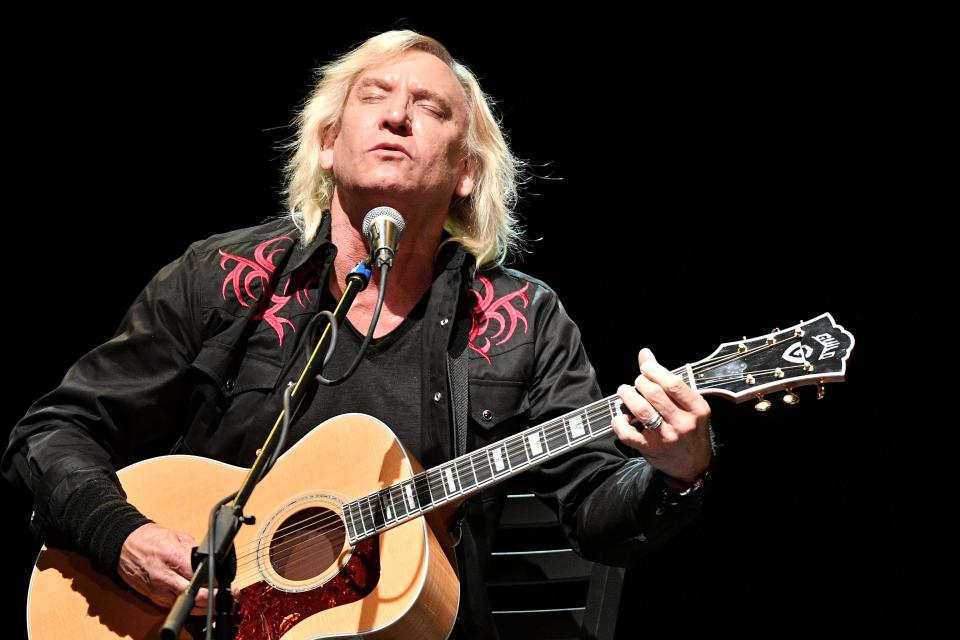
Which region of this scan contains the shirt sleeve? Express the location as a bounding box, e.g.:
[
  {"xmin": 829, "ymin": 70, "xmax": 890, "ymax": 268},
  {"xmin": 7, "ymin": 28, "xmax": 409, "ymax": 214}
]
[
  {"xmin": 525, "ymin": 290, "xmax": 707, "ymax": 567},
  {"xmin": 1, "ymin": 244, "xmax": 204, "ymax": 571}
]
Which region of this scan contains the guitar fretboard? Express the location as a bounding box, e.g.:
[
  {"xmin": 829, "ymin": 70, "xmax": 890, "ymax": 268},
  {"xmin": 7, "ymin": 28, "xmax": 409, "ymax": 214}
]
[{"xmin": 341, "ymin": 370, "xmax": 692, "ymax": 544}]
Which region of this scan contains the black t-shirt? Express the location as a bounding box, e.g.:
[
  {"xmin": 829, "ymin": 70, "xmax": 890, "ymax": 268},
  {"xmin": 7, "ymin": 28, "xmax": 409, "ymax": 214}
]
[{"xmin": 288, "ymin": 289, "xmax": 429, "ymax": 461}]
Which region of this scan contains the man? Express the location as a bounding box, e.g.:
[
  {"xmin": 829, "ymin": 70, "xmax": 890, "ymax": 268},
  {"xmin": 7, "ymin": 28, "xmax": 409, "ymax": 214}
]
[{"xmin": 4, "ymin": 31, "xmax": 713, "ymax": 638}]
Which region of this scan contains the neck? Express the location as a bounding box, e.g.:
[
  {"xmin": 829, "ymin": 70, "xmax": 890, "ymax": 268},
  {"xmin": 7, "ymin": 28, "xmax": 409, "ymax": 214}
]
[{"xmin": 327, "ymin": 190, "xmax": 447, "ymax": 333}]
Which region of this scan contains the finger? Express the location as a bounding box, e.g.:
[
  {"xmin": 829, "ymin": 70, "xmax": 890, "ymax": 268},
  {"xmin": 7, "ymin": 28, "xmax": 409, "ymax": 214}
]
[
  {"xmin": 638, "ymin": 351, "xmax": 702, "ymax": 411},
  {"xmin": 617, "ymin": 384, "xmax": 662, "ymax": 426},
  {"xmin": 168, "ymin": 571, "xmax": 213, "ymax": 616},
  {"xmin": 161, "ymin": 538, "xmax": 197, "ymax": 581},
  {"xmin": 191, "ymin": 587, "xmax": 212, "ymax": 616},
  {"xmin": 617, "ymin": 384, "xmax": 671, "ymax": 442},
  {"xmin": 637, "ymin": 347, "xmax": 657, "ymax": 370},
  {"xmin": 633, "ymin": 373, "xmax": 681, "ymax": 424},
  {"xmin": 170, "ymin": 556, "xmax": 195, "ymax": 581},
  {"xmin": 610, "ymin": 407, "xmax": 649, "ymax": 450},
  {"xmin": 635, "ymin": 348, "xmax": 685, "ymax": 419},
  {"xmin": 133, "ymin": 570, "xmax": 188, "ymax": 608},
  {"xmin": 176, "ymin": 532, "xmax": 198, "ymax": 547}
]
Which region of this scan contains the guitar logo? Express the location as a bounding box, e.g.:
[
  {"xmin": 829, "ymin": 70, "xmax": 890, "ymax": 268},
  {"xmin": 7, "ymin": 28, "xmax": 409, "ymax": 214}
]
[
  {"xmin": 781, "ymin": 332, "xmax": 841, "ymax": 364},
  {"xmin": 781, "ymin": 344, "xmax": 814, "ymax": 364}
]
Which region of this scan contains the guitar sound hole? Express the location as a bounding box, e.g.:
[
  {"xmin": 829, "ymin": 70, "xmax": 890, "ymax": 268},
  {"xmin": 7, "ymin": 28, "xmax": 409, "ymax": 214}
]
[{"xmin": 269, "ymin": 506, "xmax": 345, "ymax": 581}]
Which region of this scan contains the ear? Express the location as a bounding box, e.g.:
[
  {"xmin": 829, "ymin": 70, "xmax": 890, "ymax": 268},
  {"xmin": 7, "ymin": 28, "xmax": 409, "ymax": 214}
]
[
  {"xmin": 318, "ymin": 124, "xmax": 340, "ymax": 171},
  {"xmin": 454, "ymin": 156, "xmax": 477, "ymax": 199}
]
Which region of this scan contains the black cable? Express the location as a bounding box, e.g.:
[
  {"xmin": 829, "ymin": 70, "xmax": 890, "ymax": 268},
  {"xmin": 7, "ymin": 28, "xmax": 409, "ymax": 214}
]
[
  {"xmin": 316, "ymin": 264, "xmax": 390, "ymax": 387},
  {"xmin": 300, "ymin": 310, "xmax": 339, "ymax": 371}
]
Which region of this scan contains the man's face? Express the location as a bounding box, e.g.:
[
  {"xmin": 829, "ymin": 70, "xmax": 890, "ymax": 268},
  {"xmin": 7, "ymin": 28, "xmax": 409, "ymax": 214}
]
[{"xmin": 320, "ymin": 51, "xmax": 475, "ymax": 207}]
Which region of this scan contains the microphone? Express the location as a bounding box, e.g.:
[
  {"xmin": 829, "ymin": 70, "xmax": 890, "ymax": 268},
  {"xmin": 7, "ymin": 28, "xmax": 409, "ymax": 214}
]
[{"xmin": 362, "ymin": 206, "xmax": 406, "ymax": 268}]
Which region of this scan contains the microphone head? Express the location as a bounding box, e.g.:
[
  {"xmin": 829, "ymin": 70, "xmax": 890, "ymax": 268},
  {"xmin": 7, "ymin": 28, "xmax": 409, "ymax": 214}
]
[
  {"xmin": 362, "ymin": 206, "xmax": 406, "ymax": 239},
  {"xmin": 362, "ymin": 206, "xmax": 406, "ymax": 267}
]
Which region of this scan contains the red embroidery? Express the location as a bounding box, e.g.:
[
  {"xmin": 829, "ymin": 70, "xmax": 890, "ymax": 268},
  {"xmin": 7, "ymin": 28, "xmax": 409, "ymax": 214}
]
[
  {"xmin": 286, "ymin": 257, "xmax": 324, "ymax": 309},
  {"xmin": 468, "ymin": 276, "xmax": 530, "ymax": 363},
  {"xmin": 219, "ymin": 236, "xmax": 320, "ymax": 346}
]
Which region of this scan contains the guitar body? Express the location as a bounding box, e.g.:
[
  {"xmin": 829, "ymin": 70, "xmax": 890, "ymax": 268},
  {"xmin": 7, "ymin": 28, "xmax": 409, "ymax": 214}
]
[{"xmin": 28, "ymin": 414, "xmax": 459, "ymax": 640}]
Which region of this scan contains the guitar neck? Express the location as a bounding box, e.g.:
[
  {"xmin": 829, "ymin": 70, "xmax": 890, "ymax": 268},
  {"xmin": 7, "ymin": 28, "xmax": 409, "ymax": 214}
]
[
  {"xmin": 342, "ymin": 312, "xmax": 855, "ymax": 544},
  {"xmin": 342, "ymin": 366, "xmax": 694, "ymax": 545}
]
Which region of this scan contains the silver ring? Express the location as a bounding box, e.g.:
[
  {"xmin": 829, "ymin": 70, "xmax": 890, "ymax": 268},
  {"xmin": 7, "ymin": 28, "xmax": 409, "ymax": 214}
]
[{"xmin": 643, "ymin": 412, "xmax": 664, "ymax": 430}]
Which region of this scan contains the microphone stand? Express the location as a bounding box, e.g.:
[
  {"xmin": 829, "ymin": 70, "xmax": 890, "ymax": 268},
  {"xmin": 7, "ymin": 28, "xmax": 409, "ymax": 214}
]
[{"xmin": 161, "ymin": 260, "xmax": 375, "ymax": 640}]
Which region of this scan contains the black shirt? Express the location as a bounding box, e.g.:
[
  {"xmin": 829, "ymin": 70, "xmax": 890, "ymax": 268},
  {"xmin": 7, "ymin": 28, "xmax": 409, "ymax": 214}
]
[{"xmin": 291, "ymin": 288, "xmax": 429, "ymax": 461}]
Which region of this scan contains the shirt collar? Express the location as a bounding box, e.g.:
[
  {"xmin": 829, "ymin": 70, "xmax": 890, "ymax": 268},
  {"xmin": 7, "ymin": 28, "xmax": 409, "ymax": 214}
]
[
  {"xmin": 280, "ymin": 212, "xmax": 334, "ymax": 277},
  {"xmin": 434, "ymin": 234, "xmax": 477, "ymax": 278},
  {"xmin": 280, "ymin": 211, "xmax": 477, "ymax": 280}
]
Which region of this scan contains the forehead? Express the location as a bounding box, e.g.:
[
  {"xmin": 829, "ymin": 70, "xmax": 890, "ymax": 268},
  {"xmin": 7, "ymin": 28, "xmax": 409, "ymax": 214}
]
[{"xmin": 354, "ymin": 51, "xmax": 468, "ymax": 106}]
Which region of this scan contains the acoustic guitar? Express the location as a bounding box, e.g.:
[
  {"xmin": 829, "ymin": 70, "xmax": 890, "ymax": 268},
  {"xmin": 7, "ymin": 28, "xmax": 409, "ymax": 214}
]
[{"xmin": 26, "ymin": 313, "xmax": 854, "ymax": 639}]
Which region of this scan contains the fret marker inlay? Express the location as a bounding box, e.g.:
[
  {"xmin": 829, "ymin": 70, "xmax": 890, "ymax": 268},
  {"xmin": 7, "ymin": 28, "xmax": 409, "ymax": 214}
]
[
  {"xmin": 569, "ymin": 416, "xmax": 585, "ymax": 437},
  {"xmin": 405, "ymin": 485, "xmax": 415, "ymax": 509},
  {"xmin": 527, "ymin": 433, "xmax": 543, "ymax": 455}
]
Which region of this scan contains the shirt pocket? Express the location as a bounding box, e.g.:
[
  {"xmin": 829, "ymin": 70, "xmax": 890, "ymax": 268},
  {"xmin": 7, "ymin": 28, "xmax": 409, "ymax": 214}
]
[
  {"xmin": 468, "ymin": 379, "xmax": 530, "ymax": 450},
  {"xmin": 182, "ymin": 342, "xmax": 283, "ymax": 463}
]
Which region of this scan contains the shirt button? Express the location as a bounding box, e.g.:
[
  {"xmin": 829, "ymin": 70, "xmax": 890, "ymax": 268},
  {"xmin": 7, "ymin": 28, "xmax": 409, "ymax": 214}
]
[
  {"xmin": 440, "ymin": 318, "xmax": 449, "ymax": 326},
  {"xmin": 433, "ymin": 391, "xmax": 443, "ymax": 403},
  {"xmin": 481, "ymin": 409, "xmax": 493, "ymax": 421},
  {"xmin": 222, "ymin": 379, "xmax": 235, "ymax": 393}
]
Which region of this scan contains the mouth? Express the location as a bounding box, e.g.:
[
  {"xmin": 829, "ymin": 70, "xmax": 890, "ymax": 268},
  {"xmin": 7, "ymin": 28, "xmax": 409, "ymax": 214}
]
[{"xmin": 370, "ymin": 143, "xmax": 410, "ymax": 158}]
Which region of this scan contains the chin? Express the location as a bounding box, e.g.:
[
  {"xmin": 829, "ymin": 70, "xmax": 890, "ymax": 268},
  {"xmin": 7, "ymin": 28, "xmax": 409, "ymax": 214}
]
[{"xmin": 359, "ymin": 181, "xmax": 421, "ymax": 199}]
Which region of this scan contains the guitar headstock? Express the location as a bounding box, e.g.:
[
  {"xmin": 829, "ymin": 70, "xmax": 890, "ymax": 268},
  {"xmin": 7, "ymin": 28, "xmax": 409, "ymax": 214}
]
[{"xmin": 688, "ymin": 312, "xmax": 854, "ymax": 408}]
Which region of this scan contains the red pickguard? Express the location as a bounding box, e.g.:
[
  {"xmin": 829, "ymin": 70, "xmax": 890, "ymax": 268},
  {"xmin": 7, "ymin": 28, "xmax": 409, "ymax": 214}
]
[{"xmin": 234, "ymin": 537, "xmax": 380, "ymax": 639}]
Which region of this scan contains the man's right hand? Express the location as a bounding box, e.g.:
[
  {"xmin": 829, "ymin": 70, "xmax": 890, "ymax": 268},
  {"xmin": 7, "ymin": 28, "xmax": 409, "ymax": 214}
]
[{"xmin": 117, "ymin": 523, "xmax": 212, "ymax": 615}]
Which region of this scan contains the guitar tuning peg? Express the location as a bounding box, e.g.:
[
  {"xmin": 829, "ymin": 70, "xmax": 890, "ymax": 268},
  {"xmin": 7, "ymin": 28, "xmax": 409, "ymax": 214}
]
[
  {"xmin": 754, "ymin": 394, "xmax": 772, "ymax": 412},
  {"xmin": 782, "ymin": 388, "xmax": 799, "ymax": 405},
  {"xmin": 816, "ymin": 383, "xmax": 825, "ymax": 400}
]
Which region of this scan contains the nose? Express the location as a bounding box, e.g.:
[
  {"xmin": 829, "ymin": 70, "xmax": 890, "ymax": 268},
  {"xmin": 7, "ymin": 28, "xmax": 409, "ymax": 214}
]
[{"xmin": 380, "ymin": 91, "xmax": 412, "ymax": 134}]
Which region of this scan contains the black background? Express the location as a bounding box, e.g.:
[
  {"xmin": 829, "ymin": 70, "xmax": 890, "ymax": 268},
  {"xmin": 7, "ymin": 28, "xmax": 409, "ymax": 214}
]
[{"xmin": 4, "ymin": 10, "xmax": 926, "ymax": 639}]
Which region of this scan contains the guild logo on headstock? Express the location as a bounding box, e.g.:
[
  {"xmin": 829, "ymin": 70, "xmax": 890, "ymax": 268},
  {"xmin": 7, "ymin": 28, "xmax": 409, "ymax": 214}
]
[
  {"xmin": 781, "ymin": 344, "xmax": 814, "ymax": 364},
  {"xmin": 813, "ymin": 333, "xmax": 840, "ymax": 360}
]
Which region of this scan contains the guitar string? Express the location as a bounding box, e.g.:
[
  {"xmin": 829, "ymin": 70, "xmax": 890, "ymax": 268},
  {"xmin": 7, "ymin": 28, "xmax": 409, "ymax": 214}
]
[
  {"xmin": 229, "ymin": 338, "xmax": 813, "ymax": 577},
  {"xmin": 231, "ymin": 337, "xmax": 815, "ymax": 578}
]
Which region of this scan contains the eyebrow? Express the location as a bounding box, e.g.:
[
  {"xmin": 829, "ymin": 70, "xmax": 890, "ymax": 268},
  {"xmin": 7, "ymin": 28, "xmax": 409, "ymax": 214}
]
[{"xmin": 355, "ymin": 77, "xmax": 453, "ymax": 113}]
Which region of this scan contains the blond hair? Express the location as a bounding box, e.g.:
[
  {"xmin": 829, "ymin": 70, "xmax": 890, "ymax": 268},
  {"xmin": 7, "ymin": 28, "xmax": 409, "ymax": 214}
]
[{"xmin": 283, "ymin": 30, "xmax": 526, "ymax": 268}]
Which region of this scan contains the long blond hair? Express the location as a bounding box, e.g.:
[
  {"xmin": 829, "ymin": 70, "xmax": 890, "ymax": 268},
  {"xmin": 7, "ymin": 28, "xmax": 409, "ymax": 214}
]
[{"xmin": 284, "ymin": 30, "xmax": 525, "ymax": 268}]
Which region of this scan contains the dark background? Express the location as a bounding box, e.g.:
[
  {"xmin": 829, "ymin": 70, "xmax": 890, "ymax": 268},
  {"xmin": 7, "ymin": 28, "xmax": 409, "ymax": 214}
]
[{"xmin": 4, "ymin": 11, "xmax": 926, "ymax": 639}]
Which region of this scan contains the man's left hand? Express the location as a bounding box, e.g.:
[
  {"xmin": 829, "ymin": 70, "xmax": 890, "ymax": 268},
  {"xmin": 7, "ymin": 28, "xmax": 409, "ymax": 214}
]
[{"xmin": 612, "ymin": 348, "xmax": 713, "ymax": 484}]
